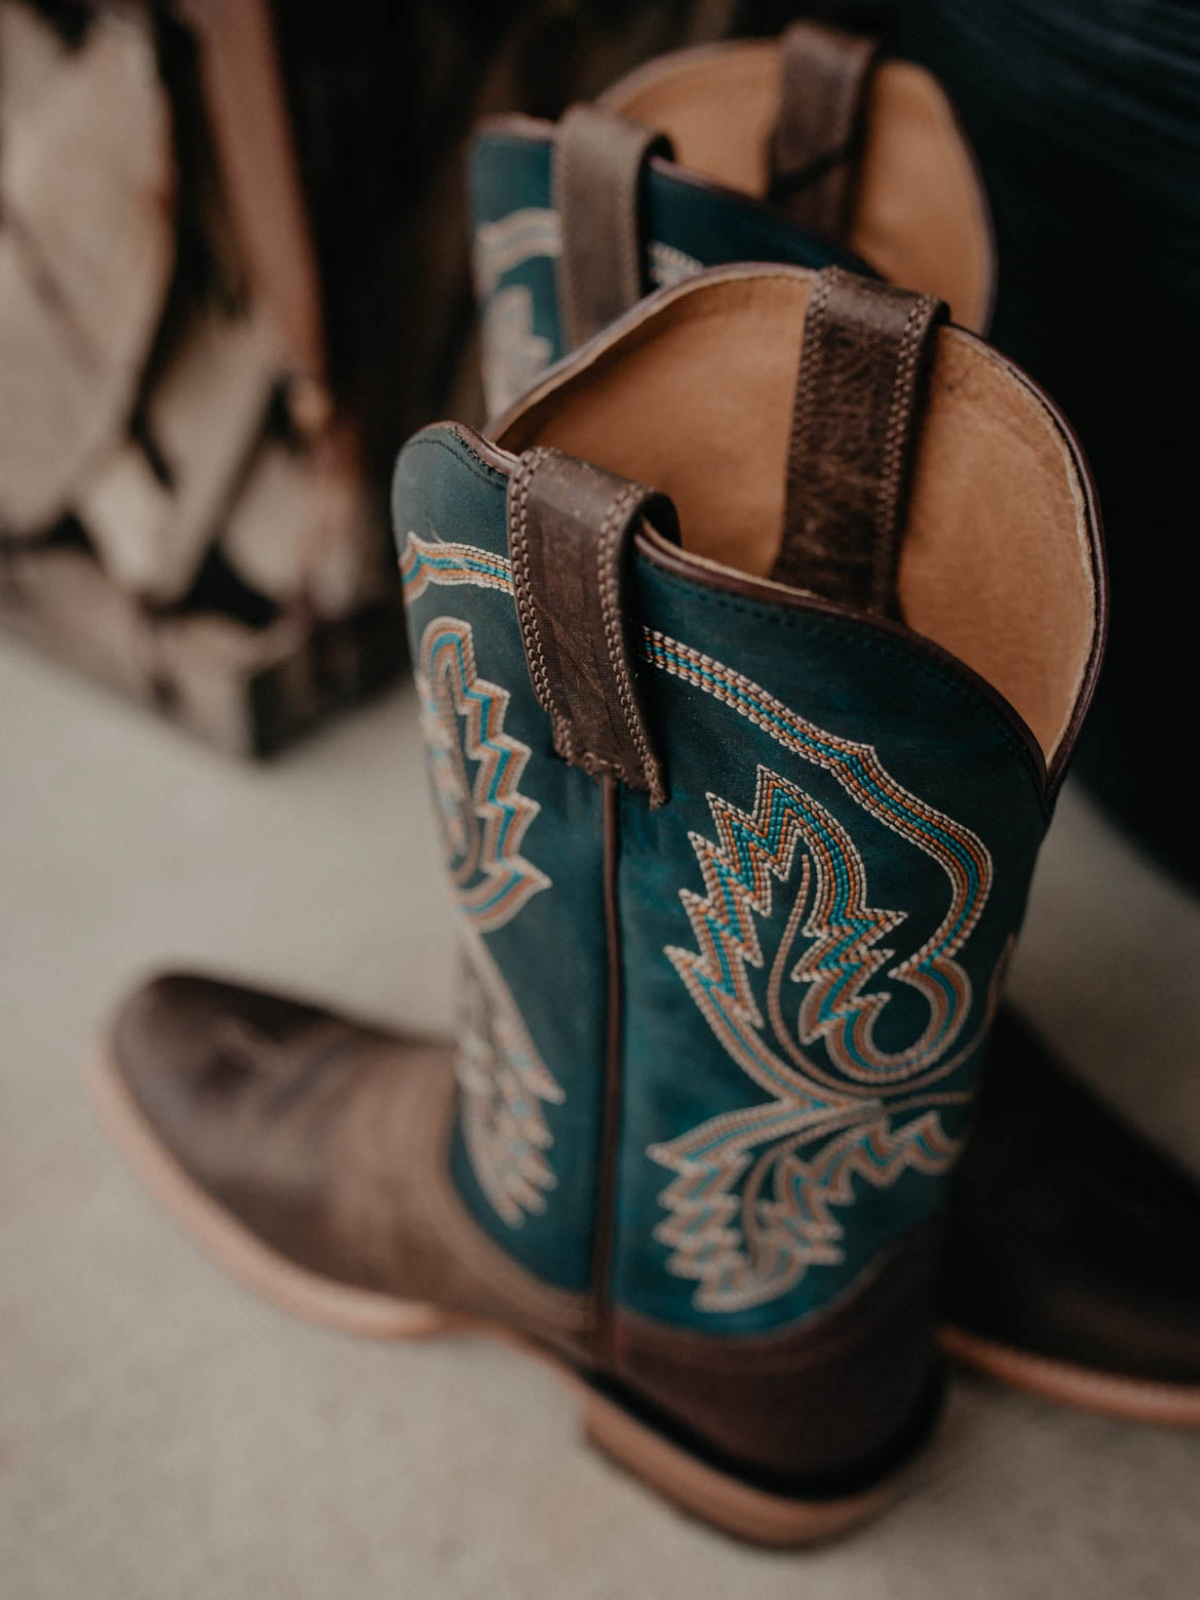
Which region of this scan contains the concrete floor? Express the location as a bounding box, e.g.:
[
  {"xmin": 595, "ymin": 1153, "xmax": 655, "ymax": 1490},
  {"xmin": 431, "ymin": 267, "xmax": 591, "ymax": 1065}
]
[{"xmin": 3, "ymin": 634, "xmax": 1199, "ymax": 1600}]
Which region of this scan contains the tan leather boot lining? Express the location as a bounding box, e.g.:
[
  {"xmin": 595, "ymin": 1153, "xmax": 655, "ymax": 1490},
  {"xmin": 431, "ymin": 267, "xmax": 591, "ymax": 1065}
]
[
  {"xmin": 599, "ymin": 42, "xmax": 992, "ymax": 333},
  {"xmin": 495, "ymin": 272, "xmax": 1096, "ymax": 766}
]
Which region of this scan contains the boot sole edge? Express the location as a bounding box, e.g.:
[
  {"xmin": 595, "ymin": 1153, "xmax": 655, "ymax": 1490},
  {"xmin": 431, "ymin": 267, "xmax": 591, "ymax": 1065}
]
[
  {"xmin": 940, "ymin": 1325, "xmax": 1200, "ymax": 1429},
  {"xmin": 89, "ymin": 1043, "xmax": 912, "ymax": 1546}
]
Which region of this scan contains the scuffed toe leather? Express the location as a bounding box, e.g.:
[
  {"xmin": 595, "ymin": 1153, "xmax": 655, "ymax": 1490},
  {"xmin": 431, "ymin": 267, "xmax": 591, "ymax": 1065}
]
[
  {"xmin": 103, "ymin": 974, "xmax": 593, "ymax": 1358},
  {"xmin": 112, "ymin": 973, "xmax": 373, "ymax": 1135},
  {"xmin": 108, "ymin": 973, "xmax": 416, "ymax": 1287}
]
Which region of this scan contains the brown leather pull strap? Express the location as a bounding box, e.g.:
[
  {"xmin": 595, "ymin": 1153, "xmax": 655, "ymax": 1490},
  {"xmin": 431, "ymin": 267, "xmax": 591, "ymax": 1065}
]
[
  {"xmin": 553, "ymin": 107, "xmax": 671, "ymax": 350},
  {"xmin": 773, "ymin": 268, "xmax": 947, "ymax": 615},
  {"xmin": 508, "ymin": 447, "xmax": 678, "ymax": 805},
  {"xmin": 768, "ymin": 23, "xmax": 881, "ymax": 239}
]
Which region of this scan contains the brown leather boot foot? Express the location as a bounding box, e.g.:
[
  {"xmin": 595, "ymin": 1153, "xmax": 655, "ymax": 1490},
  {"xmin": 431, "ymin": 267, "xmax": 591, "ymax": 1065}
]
[
  {"xmin": 942, "ymin": 1010, "xmax": 1200, "ymax": 1428},
  {"xmin": 95, "ymin": 972, "xmax": 457, "ymax": 1336},
  {"xmin": 93, "ymin": 972, "xmax": 926, "ymax": 1547}
]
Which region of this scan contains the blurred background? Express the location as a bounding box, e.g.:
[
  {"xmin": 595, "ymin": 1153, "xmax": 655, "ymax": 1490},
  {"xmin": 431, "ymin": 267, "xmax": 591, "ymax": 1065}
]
[{"xmin": 2, "ymin": 2, "xmax": 1198, "ymax": 1596}]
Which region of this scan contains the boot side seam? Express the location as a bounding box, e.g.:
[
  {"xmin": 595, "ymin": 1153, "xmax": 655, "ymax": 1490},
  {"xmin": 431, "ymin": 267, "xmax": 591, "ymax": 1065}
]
[{"xmin": 589, "ymin": 774, "xmax": 625, "ymax": 1369}]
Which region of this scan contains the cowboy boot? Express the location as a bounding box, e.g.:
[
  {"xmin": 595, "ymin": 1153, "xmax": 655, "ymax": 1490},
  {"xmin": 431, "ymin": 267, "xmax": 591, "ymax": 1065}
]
[
  {"xmin": 473, "ymin": 20, "xmax": 1200, "ymax": 1429},
  {"xmin": 471, "ymin": 20, "xmax": 995, "ymax": 416},
  {"xmin": 95, "ymin": 263, "xmax": 1109, "ymax": 1540}
]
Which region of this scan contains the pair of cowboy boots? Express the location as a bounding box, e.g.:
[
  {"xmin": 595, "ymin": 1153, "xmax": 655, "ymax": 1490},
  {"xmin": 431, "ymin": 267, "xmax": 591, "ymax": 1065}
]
[{"xmin": 94, "ymin": 25, "xmax": 1200, "ymax": 1547}]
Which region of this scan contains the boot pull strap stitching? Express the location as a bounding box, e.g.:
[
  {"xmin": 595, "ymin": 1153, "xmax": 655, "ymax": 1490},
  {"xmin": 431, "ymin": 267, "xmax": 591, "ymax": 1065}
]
[
  {"xmin": 768, "ymin": 22, "xmax": 881, "ymax": 239},
  {"xmin": 553, "ymin": 105, "xmax": 672, "ymax": 350},
  {"xmin": 773, "ymin": 267, "xmax": 947, "ymax": 616},
  {"xmin": 510, "ymin": 445, "xmax": 573, "ymax": 760},
  {"xmin": 597, "ymin": 482, "xmax": 658, "ymax": 790},
  {"xmin": 508, "ymin": 446, "xmax": 678, "ymax": 806},
  {"xmin": 873, "ymin": 297, "xmax": 938, "ymax": 613}
]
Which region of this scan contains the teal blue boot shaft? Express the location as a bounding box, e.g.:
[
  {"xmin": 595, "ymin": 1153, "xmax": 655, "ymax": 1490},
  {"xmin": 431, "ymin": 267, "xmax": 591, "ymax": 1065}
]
[
  {"xmin": 394, "ymin": 265, "xmax": 1105, "ymax": 1492},
  {"xmin": 469, "ymin": 23, "xmax": 994, "ymax": 415}
]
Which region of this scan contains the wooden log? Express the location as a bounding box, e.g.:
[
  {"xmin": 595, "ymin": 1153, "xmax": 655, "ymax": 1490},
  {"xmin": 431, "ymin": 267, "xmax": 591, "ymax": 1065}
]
[
  {"xmin": 69, "ymin": 441, "xmax": 175, "ymax": 595},
  {"xmin": 77, "ymin": 306, "xmax": 282, "ymax": 603},
  {"xmin": 0, "ymin": 541, "xmax": 405, "ymax": 759},
  {"xmin": 220, "ymin": 435, "xmax": 377, "ymax": 618},
  {"xmin": 153, "ymin": 601, "xmax": 407, "ymax": 758},
  {"xmin": 0, "ymin": 13, "xmax": 174, "ymax": 536},
  {"xmin": 0, "ymin": 545, "xmax": 153, "ymax": 699},
  {"xmin": 0, "ymin": 1, "xmax": 66, "ymax": 138},
  {"xmin": 180, "ymin": 0, "xmax": 326, "ymax": 387},
  {"xmin": 150, "ymin": 610, "xmax": 311, "ymax": 758}
]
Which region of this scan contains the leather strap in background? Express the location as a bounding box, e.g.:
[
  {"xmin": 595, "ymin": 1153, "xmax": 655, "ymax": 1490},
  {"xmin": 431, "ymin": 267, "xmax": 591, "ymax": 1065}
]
[
  {"xmin": 508, "ymin": 447, "xmax": 678, "ymax": 805},
  {"xmin": 773, "ymin": 267, "xmax": 947, "ymax": 616},
  {"xmin": 767, "ymin": 22, "xmax": 881, "ymax": 240},
  {"xmin": 553, "ymin": 107, "xmax": 672, "ymax": 350}
]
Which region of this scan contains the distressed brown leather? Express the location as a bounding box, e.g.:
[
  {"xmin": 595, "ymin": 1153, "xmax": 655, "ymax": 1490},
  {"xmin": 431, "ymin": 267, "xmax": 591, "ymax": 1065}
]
[
  {"xmin": 553, "ymin": 106, "xmax": 672, "ymax": 350},
  {"xmin": 508, "ymin": 445, "xmax": 678, "ymax": 805},
  {"xmin": 773, "ymin": 266, "xmax": 947, "ymax": 613},
  {"xmin": 946, "ymin": 1010, "xmax": 1200, "ymax": 1386},
  {"xmin": 111, "ymin": 974, "xmax": 592, "ymax": 1358},
  {"xmin": 768, "ymin": 23, "xmax": 880, "ymax": 239},
  {"xmin": 611, "ymin": 1228, "xmax": 941, "ymax": 1482},
  {"xmin": 110, "ymin": 970, "xmax": 941, "ymax": 1490}
]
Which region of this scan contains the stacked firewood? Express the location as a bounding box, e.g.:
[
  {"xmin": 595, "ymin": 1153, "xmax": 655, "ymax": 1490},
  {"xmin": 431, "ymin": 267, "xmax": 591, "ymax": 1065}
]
[{"xmin": 0, "ymin": 0, "xmax": 404, "ymax": 755}]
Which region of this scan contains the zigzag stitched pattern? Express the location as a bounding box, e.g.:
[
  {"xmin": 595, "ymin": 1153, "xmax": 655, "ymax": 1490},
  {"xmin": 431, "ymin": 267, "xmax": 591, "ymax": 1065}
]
[{"xmin": 416, "ymin": 613, "xmax": 558, "ymax": 1226}]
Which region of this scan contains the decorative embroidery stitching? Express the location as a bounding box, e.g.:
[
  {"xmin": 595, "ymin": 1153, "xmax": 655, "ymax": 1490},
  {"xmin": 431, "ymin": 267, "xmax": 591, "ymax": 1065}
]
[
  {"xmin": 400, "ymin": 538, "xmax": 1001, "ymax": 1292},
  {"xmin": 473, "ymin": 208, "xmax": 562, "ymax": 297},
  {"xmin": 473, "ymin": 206, "xmax": 700, "ymax": 297},
  {"xmin": 401, "ymin": 535, "xmax": 514, "ymax": 605},
  {"xmin": 419, "ymin": 616, "xmax": 549, "ymax": 931},
  {"xmin": 473, "ymin": 205, "xmax": 702, "ymax": 411},
  {"xmin": 416, "ymin": 614, "xmax": 558, "ymax": 1224},
  {"xmin": 652, "ymin": 754, "xmax": 998, "ymax": 1313},
  {"xmin": 480, "ymin": 285, "xmax": 553, "ymax": 418},
  {"xmin": 457, "ymin": 927, "xmax": 564, "ymax": 1226},
  {"xmin": 648, "ymin": 239, "xmax": 703, "ymax": 288}
]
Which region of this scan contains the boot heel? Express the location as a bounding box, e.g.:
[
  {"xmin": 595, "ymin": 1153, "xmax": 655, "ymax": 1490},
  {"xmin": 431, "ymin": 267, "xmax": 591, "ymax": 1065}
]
[{"xmin": 580, "ymin": 1388, "xmax": 899, "ymax": 1547}]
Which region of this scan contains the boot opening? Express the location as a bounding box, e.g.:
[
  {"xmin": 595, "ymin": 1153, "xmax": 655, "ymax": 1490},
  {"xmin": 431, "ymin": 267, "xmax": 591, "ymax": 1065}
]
[
  {"xmin": 600, "ymin": 42, "xmax": 992, "ymax": 333},
  {"xmin": 494, "ymin": 269, "xmax": 1098, "ymax": 767}
]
